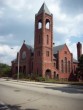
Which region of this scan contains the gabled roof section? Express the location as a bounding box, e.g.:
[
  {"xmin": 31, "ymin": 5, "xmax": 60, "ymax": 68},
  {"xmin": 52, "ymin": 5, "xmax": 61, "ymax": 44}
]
[
  {"xmin": 53, "ymin": 44, "xmax": 65, "ymax": 54},
  {"xmin": 38, "ymin": 3, "xmax": 51, "ymax": 15},
  {"xmin": 73, "ymin": 58, "xmax": 78, "ymax": 63},
  {"xmin": 25, "ymin": 44, "xmax": 34, "ymax": 53},
  {"xmin": 12, "ymin": 58, "xmax": 17, "ymax": 62}
]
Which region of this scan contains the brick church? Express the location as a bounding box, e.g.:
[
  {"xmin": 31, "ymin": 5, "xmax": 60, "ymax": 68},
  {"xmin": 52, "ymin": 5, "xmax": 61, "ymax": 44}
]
[{"xmin": 12, "ymin": 3, "xmax": 82, "ymax": 80}]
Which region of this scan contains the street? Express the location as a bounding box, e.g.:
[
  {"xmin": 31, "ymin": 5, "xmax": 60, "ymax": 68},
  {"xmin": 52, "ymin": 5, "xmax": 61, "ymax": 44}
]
[{"xmin": 0, "ymin": 78, "xmax": 83, "ymax": 110}]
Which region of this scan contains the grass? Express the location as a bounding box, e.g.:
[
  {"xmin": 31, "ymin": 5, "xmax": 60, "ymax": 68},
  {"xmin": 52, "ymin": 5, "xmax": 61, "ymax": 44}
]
[
  {"xmin": 43, "ymin": 79, "xmax": 83, "ymax": 86},
  {"xmin": 21, "ymin": 78, "xmax": 83, "ymax": 86},
  {"xmin": 2, "ymin": 76, "xmax": 83, "ymax": 86}
]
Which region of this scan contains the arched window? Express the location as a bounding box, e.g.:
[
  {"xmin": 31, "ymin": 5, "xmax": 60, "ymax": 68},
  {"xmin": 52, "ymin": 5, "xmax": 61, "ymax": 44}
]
[
  {"xmin": 54, "ymin": 63, "xmax": 56, "ymax": 67},
  {"xmin": 68, "ymin": 61, "xmax": 70, "ymax": 73},
  {"xmin": 56, "ymin": 74, "xmax": 59, "ymax": 79},
  {"xmin": 22, "ymin": 51, "xmax": 26, "ymax": 60},
  {"xmin": 47, "ymin": 35, "xmax": 49, "ymax": 44},
  {"xmin": 54, "ymin": 72, "xmax": 56, "ymax": 79},
  {"xmin": 46, "ymin": 51, "xmax": 49, "ymax": 57},
  {"xmin": 61, "ymin": 60, "xmax": 64, "ymax": 73},
  {"xmin": 38, "ymin": 19, "xmax": 42, "ymax": 29},
  {"xmin": 65, "ymin": 57, "xmax": 67, "ymax": 73},
  {"xmin": 23, "ymin": 66, "xmax": 26, "ymax": 75},
  {"xmin": 45, "ymin": 19, "xmax": 50, "ymax": 29}
]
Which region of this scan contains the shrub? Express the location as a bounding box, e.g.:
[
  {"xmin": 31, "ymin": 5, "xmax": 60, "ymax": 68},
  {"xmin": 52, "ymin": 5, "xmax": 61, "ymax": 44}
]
[
  {"xmin": 30, "ymin": 74, "xmax": 36, "ymax": 80},
  {"xmin": 13, "ymin": 72, "xmax": 26, "ymax": 79},
  {"xmin": 0, "ymin": 63, "xmax": 11, "ymax": 77},
  {"xmin": 13, "ymin": 73, "xmax": 17, "ymax": 79},
  {"xmin": 36, "ymin": 77, "xmax": 45, "ymax": 82},
  {"xmin": 19, "ymin": 72, "xmax": 25, "ymax": 79}
]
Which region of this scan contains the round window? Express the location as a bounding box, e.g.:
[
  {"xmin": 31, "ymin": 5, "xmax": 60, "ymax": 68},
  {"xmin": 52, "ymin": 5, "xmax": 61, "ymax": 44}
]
[{"xmin": 22, "ymin": 51, "xmax": 26, "ymax": 59}]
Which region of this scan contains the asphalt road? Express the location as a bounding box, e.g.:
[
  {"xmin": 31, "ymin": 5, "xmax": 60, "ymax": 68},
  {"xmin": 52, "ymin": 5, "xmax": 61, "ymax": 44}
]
[{"xmin": 0, "ymin": 78, "xmax": 83, "ymax": 110}]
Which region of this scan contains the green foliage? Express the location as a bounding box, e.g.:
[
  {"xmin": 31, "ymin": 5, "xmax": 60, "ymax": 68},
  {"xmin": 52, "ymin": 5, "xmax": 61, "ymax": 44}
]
[
  {"xmin": 44, "ymin": 78, "xmax": 59, "ymax": 83},
  {"xmin": 19, "ymin": 72, "xmax": 26, "ymax": 79},
  {"xmin": 13, "ymin": 72, "xmax": 26, "ymax": 79},
  {"xmin": 12, "ymin": 73, "xmax": 17, "ymax": 79},
  {"xmin": 29, "ymin": 73, "xmax": 45, "ymax": 82},
  {"xmin": 36, "ymin": 77, "xmax": 45, "ymax": 82},
  {"xmin": 78, "ymin": 55, "xmax": 83, "ymax": 70},
  {"xmin": 30, "ymin": 75, "xmax": 36, "ymax": 80},
  {"xmin": 77, "ymin": 55, "xmax": 83, "ymax": 80},
  {"xmin": 0, "ymin": 63, "xmax": 11, "ymax": 77}
]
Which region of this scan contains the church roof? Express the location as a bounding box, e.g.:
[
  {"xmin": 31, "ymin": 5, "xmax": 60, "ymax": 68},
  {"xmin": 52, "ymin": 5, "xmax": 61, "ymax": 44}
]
[
  {"xmin": 53, "ymin": 44, "xmax": 78, "ymax": 63},
  {"xmin": 25, "ymin": 44, "xmax": 34, "ymax": 52},
  {"xmin": 38, "ymin": 3, "xmax": 51, "ymax": 15},
  {"xmin": 73, "ymin": 58, "xmax": 78, "ymax": 63},
  {"xmin": 53, "ymin": 44, "xmax": 65, "ymax": 54}
]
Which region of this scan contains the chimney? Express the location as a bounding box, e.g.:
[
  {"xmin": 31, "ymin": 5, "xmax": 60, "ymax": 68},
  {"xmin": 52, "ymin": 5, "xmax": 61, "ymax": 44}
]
[{"xmin": 77, "ymin": 42, "xmax": 82, "ymax": 60}]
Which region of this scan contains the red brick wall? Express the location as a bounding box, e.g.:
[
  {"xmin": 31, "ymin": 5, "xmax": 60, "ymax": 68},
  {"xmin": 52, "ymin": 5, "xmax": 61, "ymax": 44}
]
[
  {"xmin": 33, "ymin": 12, "xmax": 54, "ymax": 77},
  {"xmin": 12, "ymin": 43, "xmax": 33, "ymax": 76},
  {"xmin": 58, "ymin": 44, "xmax": 73, "ymax": 79}
]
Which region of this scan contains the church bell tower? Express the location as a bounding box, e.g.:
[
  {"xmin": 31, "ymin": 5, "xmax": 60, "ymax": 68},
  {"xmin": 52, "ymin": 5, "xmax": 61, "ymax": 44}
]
[{"xmin": 33, "ymin": 3, "xmax": 53, "ymax": 77}]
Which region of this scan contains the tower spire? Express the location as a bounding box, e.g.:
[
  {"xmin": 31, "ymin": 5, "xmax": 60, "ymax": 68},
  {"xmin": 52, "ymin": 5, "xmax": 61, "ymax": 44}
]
[
  {"xmin": 34, "ymin": 3, "xmax": 53, "ymax": 78},
  {"xmin": 37, "ymin": 3, "xmax": 51, "ymax": 15}
]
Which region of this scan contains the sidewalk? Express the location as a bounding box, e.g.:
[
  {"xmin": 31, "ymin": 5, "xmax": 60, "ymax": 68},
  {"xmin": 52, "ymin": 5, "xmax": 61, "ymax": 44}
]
[{"xmin": 0, "ymin": 78, "xmax": 83, "ymax": 89}]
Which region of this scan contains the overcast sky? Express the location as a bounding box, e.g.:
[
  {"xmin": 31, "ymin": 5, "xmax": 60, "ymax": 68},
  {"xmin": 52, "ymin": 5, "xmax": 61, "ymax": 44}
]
[{"xmin": 0, "ymin": 0, "xmax": 83, "ymax": 65}]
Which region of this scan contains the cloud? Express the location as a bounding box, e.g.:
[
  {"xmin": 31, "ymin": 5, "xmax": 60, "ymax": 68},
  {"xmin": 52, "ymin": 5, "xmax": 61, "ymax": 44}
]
[
  {"xmin": 0, "ymin": 44, "xmax": 20, "ymax": 65},
  {"xmin": 0, "ymin": 10, "xmax": 4, "ymax": 18},
  {"xmin": 51, "ymin": 0, "xmax": 83, "ymax": 51},
  {"xmin": 65, "ymin": 40, "xmax": 83, "ymax": 60},
  {"xmin": 0, "ymin": 34, "xmax": 14, "ymax": 42},
  {"xmin": 51, "ymin": 1, "xmax": 83, "ymax": 37},
  {"xmin": 55, "ymin": 14, "xmax": 83, "ymax": 37},
  {"xmin": 5, "ymin": 0, "xmax": 26, "ymax": 11},
  {"xmin": 60, "ymin": 0, "xmax": 83, "ymax": 16},
  {"xmin": 0, "ymin": 0, "xmax": 83, "ymax": 65}
]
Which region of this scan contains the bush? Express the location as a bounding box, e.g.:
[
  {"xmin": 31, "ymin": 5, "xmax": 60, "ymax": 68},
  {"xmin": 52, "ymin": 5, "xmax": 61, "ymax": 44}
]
[
  {"xmin": 19, "ymin": 72, "xmax": 25, "ymax": 79},
  {"xmin": 36, "ymin": 77, "xmax": 45, "ymax": 82},
  {"xmin": 0, "ymin": 63, "xmax": 11, "ymax": 77},
  {"xmin": 13, "ymin": 73, "xmax": 17, "ymax": 79},
  {"xmin": 13, "ymin": 72, "xmax": 26, "ymax": 79},
  {"xmin": 30, "ymin": 73, "xmax": 45, "ymax": 82}
]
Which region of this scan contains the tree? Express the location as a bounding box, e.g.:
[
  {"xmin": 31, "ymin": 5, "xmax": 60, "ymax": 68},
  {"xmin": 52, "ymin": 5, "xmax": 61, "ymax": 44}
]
[
  {"xmin": 0, "ymin": 63, "xmax": 11, "ymax": 77},
  {"xmin": 77, "ymin": 55, "xmax": 83, "ymax": 80}
]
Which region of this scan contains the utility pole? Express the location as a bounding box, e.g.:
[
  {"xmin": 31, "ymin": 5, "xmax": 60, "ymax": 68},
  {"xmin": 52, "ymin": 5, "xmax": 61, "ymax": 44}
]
[{"xmin": 17, "ymin": 51, "xmax": 20, "ymax": 81}]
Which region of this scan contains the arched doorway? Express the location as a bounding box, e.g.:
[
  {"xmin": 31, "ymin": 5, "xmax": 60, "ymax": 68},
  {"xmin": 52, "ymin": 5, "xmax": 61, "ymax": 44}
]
[
  {"xmin": 54, "ymin": 72, "xmax": 59, "ymax": 79},
  {"xmin": 45, "ymin": 69, "xmax": 51, "ymax": 79}
]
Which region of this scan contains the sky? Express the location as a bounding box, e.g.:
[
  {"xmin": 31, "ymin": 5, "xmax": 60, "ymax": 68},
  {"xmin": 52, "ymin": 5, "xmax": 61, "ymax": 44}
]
[{"xmin": 0, "ymin": 0, "xmax": 83, "ymax": 65}]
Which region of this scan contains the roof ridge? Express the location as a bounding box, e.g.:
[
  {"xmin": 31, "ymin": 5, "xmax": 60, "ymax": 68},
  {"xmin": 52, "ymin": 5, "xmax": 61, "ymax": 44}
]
[
  {"xmin": 53, "ymin": 44, "xmax": 65, "ymax": 54},
  {"xmin": 25, "ymin": 44, "xmax": 34, "ymax": 52},
  {"xmin": 54, "ymin": 44, "xmax": 65, "ymax": 48},
  {"xmin": 73, "ymin": 58, "xmax": 78, "ymax": 63},
  {"xmin": 25, "ymin": 43, "xmax": 32, "ymax": 47},
  {"xmin": 38, "ymin": 3, "xmax": 51, "ymax": 15}
]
